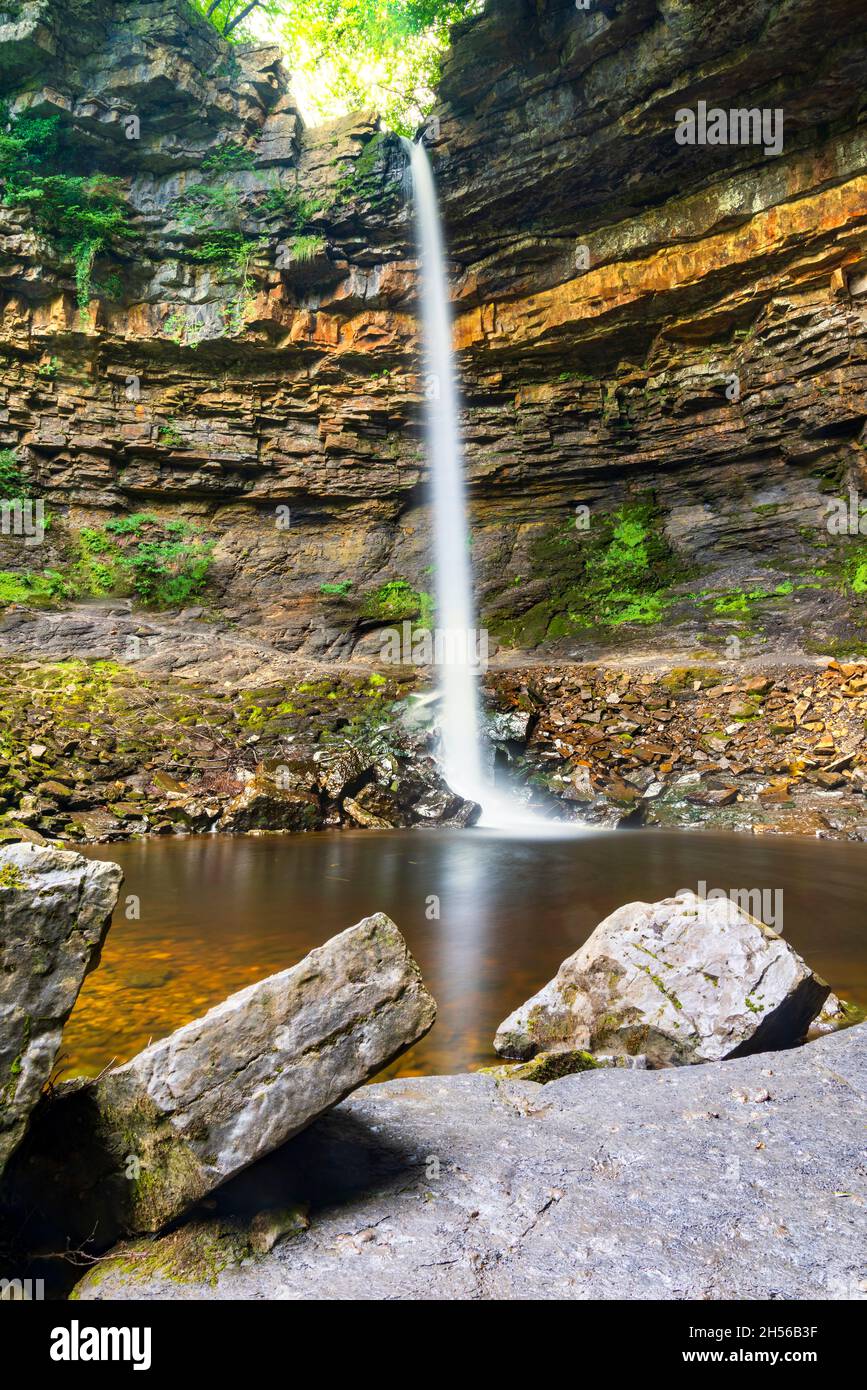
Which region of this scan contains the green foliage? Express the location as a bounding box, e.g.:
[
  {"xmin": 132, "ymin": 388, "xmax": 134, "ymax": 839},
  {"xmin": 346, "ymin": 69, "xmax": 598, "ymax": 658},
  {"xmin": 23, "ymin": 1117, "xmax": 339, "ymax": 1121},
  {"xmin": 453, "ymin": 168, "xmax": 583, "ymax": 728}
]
[
  {"xmin": 169, "ymin": 143, "xmax": 262, "ymax": 337},
  {"xmin": 201, "ymin": 141, "xmax": 255, "ymax": 176},
  {"xmin": 332, "ymin": 133, "xmax": 393, "ymax": 208},
  {"xmin": 0, "ymin": 109, "xmax": 131, "ymax": 306},
  {"xmin": 189, "ymin": 0, "xmax": 480, "ymax": 131},
  {"xmin": 842, "ymin": 547, "xmax": 867, "ymax": 594},
  {"xmin": 163, "ymin": 308, "xmax": 208, "ymax": 349},
  {"xmin": 580, "ymin": 505, "xmax": 680, "ymax": 626},
  {"xmin": 278, "ymin": 0, "xmax": 482, "ymax": 134},
  {"xmin": 320, "ymin": 704, "xmax": 403, "ymax": 763},
  {"xmin": 261, "ymin": 185, "xmax": 324, "ymax": 229},
  {"xmin": 0, "ymin": 863, "xmax": 26, "ymax": 889},
  {"xmin": 361, "ymin": 578, "xmax": 434, "ymax": 628},
  {"xmin": 69, "ymin": 515, "xmax": 215, "ymax": 608},
  {"xmin": 172, "ymin": 142, "xmax": 251, "ymax": 238},
  {"xmin": 320, "ymin": 580, "xmax": 353, "ymax": 595},
  {"xmin": 490, "ymin": 500, "xmax": 687, "ymax": 646},
  {"xmin": 189, "ymin": 0, "xmax": 282, "ymax": 41},
  {"xmin": 74, "ymin": 527, "xmax": 123, "ymax": 597},
  {"xmin": 158, "ymin": 421, "xmax": 185, "ymax": 448},
  {"xmin": 288, "ymin": 233, "xmax": 325, "ymax": 262},
  {"xmin": 187, "ymin": 229, "xmax": 250, "ymax": 264},
  {"xmin": 125, "ymin": 537, "xmax": 213, "ymax": 607},
  {"xmin": 0, "ymin": 448, "xmax": 25, "ymax": 501},
  {"xmin": 0, "ymin": 570, "xmax": 70, "ymax": 606},
  {"xmin": 851, "ymin": 564, "xmax": 867, "ymax": 594},
  {"xmin": 104, "ymin": 512, "xmax": 159, "ymax": 535},
  {"xmin": 698, "ymin": 582, "xmax": 795, "ymax": 617},
  {"xmin": 174, "ymin": 184, "xmax": 242, "ymax": 235}
]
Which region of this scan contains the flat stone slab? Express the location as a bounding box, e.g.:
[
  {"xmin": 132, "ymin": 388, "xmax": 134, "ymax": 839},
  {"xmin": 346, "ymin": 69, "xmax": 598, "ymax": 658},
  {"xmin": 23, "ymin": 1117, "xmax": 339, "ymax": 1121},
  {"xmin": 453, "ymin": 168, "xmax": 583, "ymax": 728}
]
[
  {"xmin": 0, "ymin": 841, "xmax": 122, "ymax": 1177},
  {"xmin": 74, "ymin": 1024, "xmax": 867, "ymax": 1301}
]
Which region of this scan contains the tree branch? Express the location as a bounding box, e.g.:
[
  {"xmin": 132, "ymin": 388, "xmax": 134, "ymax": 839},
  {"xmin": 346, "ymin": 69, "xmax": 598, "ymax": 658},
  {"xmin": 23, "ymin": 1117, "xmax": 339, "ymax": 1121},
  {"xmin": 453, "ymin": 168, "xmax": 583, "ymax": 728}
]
[{"xmin": 224, "ymin": 0, "xmax": 261, "ymax": 34}]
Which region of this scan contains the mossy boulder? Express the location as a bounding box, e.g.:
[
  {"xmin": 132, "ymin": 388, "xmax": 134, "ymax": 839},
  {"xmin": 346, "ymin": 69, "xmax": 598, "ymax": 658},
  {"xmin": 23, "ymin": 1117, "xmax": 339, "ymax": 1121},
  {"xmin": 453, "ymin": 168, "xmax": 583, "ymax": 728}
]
[{"xmin": 8, "ymin": 914, "xmax": 436, "ymax": 1248}]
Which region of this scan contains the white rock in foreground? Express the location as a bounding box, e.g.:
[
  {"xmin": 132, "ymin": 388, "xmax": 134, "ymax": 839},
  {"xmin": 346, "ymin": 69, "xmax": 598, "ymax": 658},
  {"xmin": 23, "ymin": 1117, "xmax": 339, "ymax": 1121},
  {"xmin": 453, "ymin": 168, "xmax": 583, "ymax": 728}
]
[
  {"xmin": 0, "ymin": 841, "xmax": 122, "ymax": 1176},
  {"xmin": 494, "ymin": 892, "xmax": 830, "ymax": 1067}
]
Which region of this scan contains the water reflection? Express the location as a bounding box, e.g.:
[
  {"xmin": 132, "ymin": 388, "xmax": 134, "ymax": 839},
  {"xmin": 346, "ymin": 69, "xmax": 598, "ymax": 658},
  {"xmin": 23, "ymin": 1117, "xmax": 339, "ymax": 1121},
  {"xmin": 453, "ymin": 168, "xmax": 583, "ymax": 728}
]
[{"xmin": 65, "ymin": 828, "xmax": 867, "ymax": 1079}]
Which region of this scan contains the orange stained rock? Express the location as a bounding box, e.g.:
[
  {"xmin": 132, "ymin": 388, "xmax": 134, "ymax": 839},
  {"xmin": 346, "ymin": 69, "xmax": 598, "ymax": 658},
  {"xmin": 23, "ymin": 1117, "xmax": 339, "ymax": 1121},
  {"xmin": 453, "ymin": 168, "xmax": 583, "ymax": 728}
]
[
  {"xmin": 332, "ymin": 309, "xmax": 415, "ymax": 354},
  {"xmin": 453, "ymin": 175, "xmax": 867, "ymax": 354},
  {"xmin": 29, "ymin": 294, "xmax": 80, "ymax": 334},
  {"xmin": 288, "ymin": 309, "xmax": 339, "ymax": 345}
]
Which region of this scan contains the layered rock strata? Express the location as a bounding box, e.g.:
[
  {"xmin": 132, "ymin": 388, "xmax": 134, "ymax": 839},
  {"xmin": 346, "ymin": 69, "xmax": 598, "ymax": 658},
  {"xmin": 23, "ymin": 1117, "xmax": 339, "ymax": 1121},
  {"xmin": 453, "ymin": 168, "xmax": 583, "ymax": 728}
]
[{"xmin": 0, "ymin": 0, "xmax": 864, "ymax": 662}]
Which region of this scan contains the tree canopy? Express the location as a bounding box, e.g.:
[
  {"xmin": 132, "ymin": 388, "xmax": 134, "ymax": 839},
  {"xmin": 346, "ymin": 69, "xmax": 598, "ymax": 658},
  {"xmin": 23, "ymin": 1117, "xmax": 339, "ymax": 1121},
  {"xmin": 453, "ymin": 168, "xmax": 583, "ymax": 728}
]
[{"xmin": 190, "ymin": 0, "xmax": 482, "ymax": 135}]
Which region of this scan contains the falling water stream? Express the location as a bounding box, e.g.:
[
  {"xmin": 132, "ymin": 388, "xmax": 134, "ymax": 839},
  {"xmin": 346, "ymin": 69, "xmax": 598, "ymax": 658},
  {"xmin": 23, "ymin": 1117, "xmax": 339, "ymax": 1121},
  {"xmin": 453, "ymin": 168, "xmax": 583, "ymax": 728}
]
[
  {"xmin": 404, "ymin": 136, "xmax": 545, "ymax": 827},
  {"xmin": 403, "ymin": 136, "xmax": 485, "ymax": 802}
]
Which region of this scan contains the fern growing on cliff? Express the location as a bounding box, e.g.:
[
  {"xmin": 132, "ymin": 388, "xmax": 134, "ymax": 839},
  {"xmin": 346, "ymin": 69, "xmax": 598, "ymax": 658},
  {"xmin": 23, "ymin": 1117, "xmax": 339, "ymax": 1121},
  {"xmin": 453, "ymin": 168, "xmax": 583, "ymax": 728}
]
[
  {"xmin": 172, "ymin": 141, "xmax": 253, "ymax": 239},
  {"xmin": 0, "ymin": 449, "xmax": 25, "ymax": 502},
  {"xmin": 70, "ymin": 515, "xmax": 215, "ymax": 609},
  {"xmin": 0, "ymin": 109, "xmax": 132, "ymax": 306},
  {"xmin": 168, "ymin": 140, "xmax": 264, "ymax": 337}
]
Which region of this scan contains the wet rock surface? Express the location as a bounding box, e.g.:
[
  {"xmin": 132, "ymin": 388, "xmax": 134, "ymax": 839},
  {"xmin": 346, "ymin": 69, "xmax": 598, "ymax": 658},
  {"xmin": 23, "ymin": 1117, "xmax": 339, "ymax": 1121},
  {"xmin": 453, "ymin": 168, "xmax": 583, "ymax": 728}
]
[
  {"xmin": 0, "ymin": 644, "xmax": 866, "ymax": 840},
  {"xmin": 72, "ymin": 1024, "xmax": 867, "ymax": 1301},
  {"xmin": 494, "ymin": 893, "xmax": 830, "ymax": 1068},
  {"xmin": 0, "ymin": 841, "xmax": 122, "ymax": 1176},
  {"xmin": 5, "ymin": 914, "xmax": 436, "ymax": 1246}
]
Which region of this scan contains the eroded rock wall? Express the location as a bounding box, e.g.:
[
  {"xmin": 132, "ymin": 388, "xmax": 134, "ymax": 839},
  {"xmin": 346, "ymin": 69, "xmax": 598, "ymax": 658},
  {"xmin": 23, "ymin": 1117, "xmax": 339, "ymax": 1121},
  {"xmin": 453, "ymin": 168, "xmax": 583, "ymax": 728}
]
[
  {"xmin": 433, "ymin": 0, "xmax": 867, "ymax": 657},
  {"xmin": 0, "ymin": 0, "xmax": 865, "ymax": 661}
]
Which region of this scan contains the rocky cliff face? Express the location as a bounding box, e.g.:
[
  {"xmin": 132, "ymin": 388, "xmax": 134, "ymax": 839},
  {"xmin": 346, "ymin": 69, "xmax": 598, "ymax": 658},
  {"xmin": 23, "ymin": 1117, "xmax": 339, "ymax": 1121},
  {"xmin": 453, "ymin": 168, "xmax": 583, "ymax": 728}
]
[
  {"xmin": 0, "ymin": 0, "xmax": 865, "ymax": 667},
  {"xmin": 0, "ymin": 0, "xmax": 417, "ymax": 661},
  {"xmin": 434, "ymin": 0, "xmax": 867, "ymax": 660}
]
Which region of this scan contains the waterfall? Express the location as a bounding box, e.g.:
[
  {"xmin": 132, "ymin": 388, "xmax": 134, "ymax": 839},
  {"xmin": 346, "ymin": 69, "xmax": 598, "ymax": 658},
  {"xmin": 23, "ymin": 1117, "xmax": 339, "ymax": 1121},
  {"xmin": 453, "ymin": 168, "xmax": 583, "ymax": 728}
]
[
  {"xmin": 403, "ymin": 135, "xmax": 547, "ymax": 828},
  {"xmin": 403, "ymin": 134, "xmax": 486, "ymax": 806}
]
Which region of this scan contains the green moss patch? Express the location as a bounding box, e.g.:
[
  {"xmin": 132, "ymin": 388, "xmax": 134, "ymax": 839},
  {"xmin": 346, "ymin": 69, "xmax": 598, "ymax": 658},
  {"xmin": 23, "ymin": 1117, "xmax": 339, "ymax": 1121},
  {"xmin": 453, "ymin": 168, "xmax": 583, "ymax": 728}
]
[
  {"xmin": 488, "ymin": 498, "xmax": 688, "ymax": 646},
  {"xmin": 359, "ymin": 579, "xmax": 434, "ymax": 628}
]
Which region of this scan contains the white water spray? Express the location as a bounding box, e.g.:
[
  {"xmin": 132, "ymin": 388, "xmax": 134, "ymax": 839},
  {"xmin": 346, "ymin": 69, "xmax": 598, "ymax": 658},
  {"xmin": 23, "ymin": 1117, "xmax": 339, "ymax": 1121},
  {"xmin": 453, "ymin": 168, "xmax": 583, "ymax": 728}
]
[
  {"xmin": 404, "ymin": 136, "xmax": 545, "ymax": 828},
  {"xmin": 403, "ymin": 136, "xmax": 485, "ymax": 804}
]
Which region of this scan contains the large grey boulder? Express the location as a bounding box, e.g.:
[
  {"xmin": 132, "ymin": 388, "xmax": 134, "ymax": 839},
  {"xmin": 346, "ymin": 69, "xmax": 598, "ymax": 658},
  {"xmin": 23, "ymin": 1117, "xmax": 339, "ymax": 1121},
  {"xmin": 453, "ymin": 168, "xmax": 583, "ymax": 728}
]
[
  {"xmin": 7, "ymin": 913, "xmax": 435, "ymax": 1246},
  {"xmin": 72, "ymin": 1023, "xmax": 867, "ymax": 1301},
  {"xmin": 494, "ymin": 892, "xmax": 830, "ymax": 1067},
  {"xmin": 0, "ymin": 841, "xmax": 122, "ymax": 1178}
]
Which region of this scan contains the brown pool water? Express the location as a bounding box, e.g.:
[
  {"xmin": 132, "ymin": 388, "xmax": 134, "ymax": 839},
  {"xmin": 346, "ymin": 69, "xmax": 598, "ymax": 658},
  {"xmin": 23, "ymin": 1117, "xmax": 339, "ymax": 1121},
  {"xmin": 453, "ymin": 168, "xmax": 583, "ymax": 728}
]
[{"xmin": 64, "ymin": 827, "xmax": 867, "ymax": 1080}]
